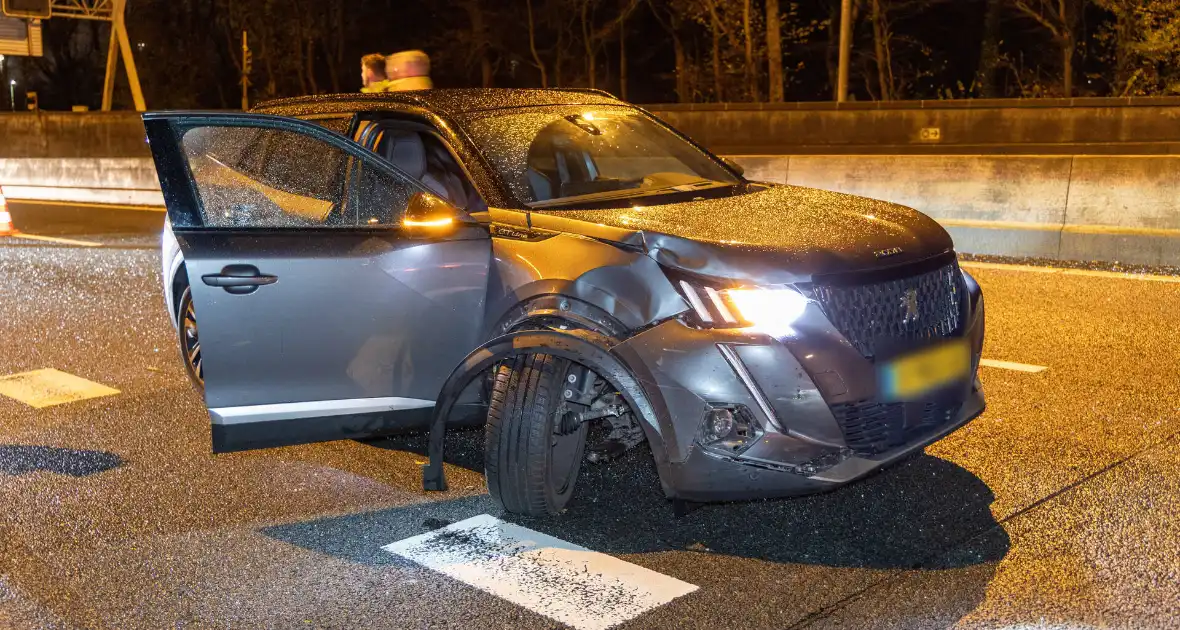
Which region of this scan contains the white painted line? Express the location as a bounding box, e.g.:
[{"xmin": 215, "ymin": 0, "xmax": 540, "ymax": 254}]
[
  {"xmin": 961, "ymin": 262, "xmax": 1059, "ymax": 274},
  {"xmin": 961, "ymin": 261, "xmax": 1180, "ymax": 284},
  {"xmin": 939, "ymin": 218, "xmax": 1180, "ymax": 238},
  {"xmin": 9, "ymin": 233, "xmax": 102, "ymax": 247},
  {"xmin": 0, "ymin": 368, "xmax": 120, "ymax": 408},
  {"xmin": 383, "ymin": 514, "xmax": 698, "ymax": 630},
  {"xmin": 980, "ymin": 359, "xmax": 1048, "ymax": 373}
]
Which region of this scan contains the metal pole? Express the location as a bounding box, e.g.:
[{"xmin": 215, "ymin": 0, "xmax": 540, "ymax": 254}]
[
  {"xmin": 9, "ymin": 81, "xmax": 15, "ymax": 112},
  {"xmin": 112, "ymin": 0, "xmax": 146, "ymax": 111},
  {"xmin": 101, "ymin": 18, "xmax": 119, "ymax": 111},
  {"xmin": 836, "ymin": 0, "xmax": 852, "ymax": 102},
  {"xmin": 241, "ymin": 30, "xmax": 249, "ymax": 111}
]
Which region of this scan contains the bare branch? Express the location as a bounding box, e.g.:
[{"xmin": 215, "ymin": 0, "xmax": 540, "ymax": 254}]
[{"xmin": 1011, "ymin": 0, "xmax": 1063, "ymax": 40}]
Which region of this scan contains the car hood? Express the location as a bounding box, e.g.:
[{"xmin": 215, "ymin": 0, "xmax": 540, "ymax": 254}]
[{"xmin": 523, "ymin": 184, "xmax": 954, "ymax": 284}]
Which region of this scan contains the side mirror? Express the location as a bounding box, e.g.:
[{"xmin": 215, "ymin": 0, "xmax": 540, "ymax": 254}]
[
  {"xmin": 402, "ymin": 191, "xmax": 468, "ymax": 229},
  {"xmin": 722, "ymin": 157, "xmax": 745, "ymax": 177}
]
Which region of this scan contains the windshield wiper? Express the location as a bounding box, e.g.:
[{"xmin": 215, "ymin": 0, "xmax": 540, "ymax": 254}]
[{"xmin": 529, "ymin": 180, "xmax": 731, "ymax": 209}]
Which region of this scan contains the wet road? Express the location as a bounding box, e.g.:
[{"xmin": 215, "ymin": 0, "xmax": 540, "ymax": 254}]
[{"xmin": 1, "ymin": 203, "xmax": 1179, "ymax": 629}]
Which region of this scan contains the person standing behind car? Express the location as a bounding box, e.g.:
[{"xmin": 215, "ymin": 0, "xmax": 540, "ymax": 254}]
[
  {"xmin": 384, "ymin": 50, "xmax": 433, "ymax": 91},
  {"xmin": 360, "ymin": 53, "xmax": 393, "ymax": 93}
]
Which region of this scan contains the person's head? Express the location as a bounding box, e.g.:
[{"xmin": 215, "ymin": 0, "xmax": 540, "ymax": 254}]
[
  {"xmin": 360, "ymin": 53, "xmax": 387, "ymax": 87},
  {"xmin": 386, "ymin": 50, "xmax": 430, "ymax": 81}
]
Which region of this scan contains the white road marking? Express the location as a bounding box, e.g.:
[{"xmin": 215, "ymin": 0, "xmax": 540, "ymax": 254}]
[
  {"xmin": 9, "ymin": 233, "xmax": 102, "ymax": 247},
  {"xmin": 961, "ymin": 261, "xmax": 1180, "ymax": 284},
  {"xmin": 0, "ymin": 368, "xmax": 120, "ymax": 408},
  {"xmin": 980, "ymin": 359, "xmax": 1048, "ymax": 373},
  {"xmin": 383, "ymin": 514, "xmax": 698, "ymax": 630}
]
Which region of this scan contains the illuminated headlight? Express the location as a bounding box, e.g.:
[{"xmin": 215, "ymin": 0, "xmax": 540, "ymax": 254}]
[{"xmin": 678, "ymin": 280, "xmax": 809, "ymax": 338}]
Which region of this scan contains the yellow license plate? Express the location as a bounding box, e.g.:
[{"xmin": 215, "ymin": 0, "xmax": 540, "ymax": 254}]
[{"xmin": 880, "ymin": 340, "xmax": 970, "ymax": 400}]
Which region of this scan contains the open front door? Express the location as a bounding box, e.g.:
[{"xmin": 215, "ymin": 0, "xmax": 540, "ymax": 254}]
[{"xmin": 144, "ymin": 112, "xmax": 491, "ymax": 452}]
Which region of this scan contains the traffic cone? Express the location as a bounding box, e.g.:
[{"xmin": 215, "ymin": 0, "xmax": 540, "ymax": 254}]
[{"xmin": 0, "ymin": 189, "xmax": 18, "ymax": 237}]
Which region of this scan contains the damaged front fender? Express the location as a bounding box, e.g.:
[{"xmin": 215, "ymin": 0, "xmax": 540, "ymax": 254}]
[{"xmin": 486, "ymin": 229, "xmax": 687, "ymax": 335}]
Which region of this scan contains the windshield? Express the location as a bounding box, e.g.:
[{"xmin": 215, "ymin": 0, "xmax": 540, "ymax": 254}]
[{"xmin": 463, "ymin": 106, "xmax": 741, "ymax": 208}]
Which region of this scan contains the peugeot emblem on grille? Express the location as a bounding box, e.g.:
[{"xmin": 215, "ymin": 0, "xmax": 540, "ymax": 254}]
[
  {"xmin": 874, "ymin": 247, "xmax": 903, "ymax": 258},
  {"xmin": 901, "ymin": 288, "xmax": 920, "ymax": 324}
]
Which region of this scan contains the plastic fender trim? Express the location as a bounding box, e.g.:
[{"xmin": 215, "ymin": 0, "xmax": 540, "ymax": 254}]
[
  {"xmin": 492, "ymin": 294, "xmax": 629, "ymax": 339},
  {"xmin": 423, "ymin": 328, "xmax": 670, "ymax": 493}
]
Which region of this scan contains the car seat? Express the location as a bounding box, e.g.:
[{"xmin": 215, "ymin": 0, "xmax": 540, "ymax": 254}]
[
  {"xmin": 382, "ymin": 131, "xmax": 469, "ymax": 207},
  {"xmin": 424, "ymin": 142, "xmax": 470, "ymax": 208}
]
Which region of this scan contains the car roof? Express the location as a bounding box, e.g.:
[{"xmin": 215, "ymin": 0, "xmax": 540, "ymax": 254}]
[{"xmin": 252, "ymin": 88, "xmax": 624, "ymax": 119}]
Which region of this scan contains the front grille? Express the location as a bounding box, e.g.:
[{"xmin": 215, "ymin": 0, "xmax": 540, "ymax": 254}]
[
  {"xmin": 811, "ymin": 260, "xmax": 963, "ymax": 360},
  {"xmin": 830, "ymin": 400, "xmax": 961, "ymax": 455}
]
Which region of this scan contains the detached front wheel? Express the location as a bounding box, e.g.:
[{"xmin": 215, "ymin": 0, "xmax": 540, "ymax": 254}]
[{"xmin": 485, "ymin": 354, "xmax": 588, "ymax": 516}]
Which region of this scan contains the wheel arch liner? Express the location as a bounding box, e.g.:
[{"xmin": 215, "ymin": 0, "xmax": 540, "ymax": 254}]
[{"xmin": 423, "ymin": 329, "xmax": 675, "ymax": 493}]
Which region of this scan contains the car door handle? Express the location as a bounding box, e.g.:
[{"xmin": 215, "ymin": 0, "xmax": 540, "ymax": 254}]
[
  {"xmin": 201, "ymin": 265, "xmax": 277, "ymax": 294},
  {"xmin": 202, "ymin": 275, "xmax": 276, "ymax": 287}
]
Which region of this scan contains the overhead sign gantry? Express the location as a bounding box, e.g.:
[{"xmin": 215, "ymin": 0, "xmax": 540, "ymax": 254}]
[{"xmin": 1, "ymin": 0, "xmax": 143, "ymax": 111}]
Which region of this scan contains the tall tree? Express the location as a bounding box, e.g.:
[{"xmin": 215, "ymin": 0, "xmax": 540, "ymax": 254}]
[
  {"xmin": 1094, "ymin": 0, "xmax": 1180, "ymax": 95},
  {"xmin": 324, "ymin": 0, "xmax": 346, "ymax": 94},
  {"xmin": 580, "ymin": 0, "xmax": 598, "ymax": 87},
  {"xmin": 1008, "ymin": 0, "xmax": 1082, "ymax": 96},
  {"xmin": 976, "ymin": 0, "xmax": 1003, "ymax": 97},
  {"xmin": 463, "ymin": 0, "xmax": 496, "ymax": 87},
  {"xmin": 705, "ymin": 0, "xmax": 726, "ymax": 99},
  {"xmin": 868, "ymin": 0, "xmax": 893, "ymax": 99},
  {"xmin": 573, "ymin": 0, "xmax": 638, "ymax": 89},
  {"xmin": 647, "ymin": 0, "xmax": 694, "ymax": 101},
  {"xmin": 766, "ymin": 0, "xmax": 783, "ymax": 101},
  {"xmin": 526, "ymin": 0, "xmax": 549, "ymax": 87},
  {"xmin": 619, "ymin": 0, "xmax": 629, "ymax": 99},
  {"xmin": 743, "ymin": 0, "xmax": 757, "ymax": 100}
]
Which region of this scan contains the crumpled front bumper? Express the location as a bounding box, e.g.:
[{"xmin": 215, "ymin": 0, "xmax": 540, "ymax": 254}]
[{"xmin": 611, "ymin": 271, "xmax": 986, "ymax": 502}]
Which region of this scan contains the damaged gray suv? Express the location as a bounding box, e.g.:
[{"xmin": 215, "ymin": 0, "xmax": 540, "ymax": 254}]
[{"xmin": 150, "ymin": 88, "xmax": 985, "ymax": 517}]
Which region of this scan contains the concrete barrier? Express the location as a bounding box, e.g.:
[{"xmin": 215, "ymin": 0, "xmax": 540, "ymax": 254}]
[
  {"xmin": 0, "ymin": 157, "xmax": 163, "ymax": 206},
  {"xmin": 3, "ymin": 105, "xmax": 1180, "ymax": 264},
  {"xmin": 732, "ymin": 154, "xmax": 1180, "ymax": 265},
  {"xmin": 0, "ymin": 112, "xmax": 150, "ymax": 159},
  {"xmin": 0, "ymin": 112, "xmax": 159, "ymax": 206},
  {"xmin": 648, "ymin": 98, "xmax": 1180, "ymax": 155}
]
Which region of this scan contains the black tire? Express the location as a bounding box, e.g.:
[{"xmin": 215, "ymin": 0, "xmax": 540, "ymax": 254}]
[
  {"xmin": 485, "ymin": 354, "xmax": 588, "ymax": 516},
  {"xmin": 177, "ymin": 286, "xmax": 204, "ymax": 390}
]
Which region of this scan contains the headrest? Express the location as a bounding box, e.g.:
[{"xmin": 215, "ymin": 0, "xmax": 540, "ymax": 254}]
[{"xmin": 386, "ymin": 131, "xmax": 426, "ymax": 179}]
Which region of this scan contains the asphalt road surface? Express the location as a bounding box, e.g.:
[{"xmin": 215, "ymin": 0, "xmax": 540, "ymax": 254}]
[{"xmin": 2, "ymin": 202, "xmax": 1179, "ymax": 629}]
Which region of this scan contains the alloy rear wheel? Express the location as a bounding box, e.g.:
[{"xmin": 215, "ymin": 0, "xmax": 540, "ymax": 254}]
[{"xmin": 178, "ymin": 286, "xmax": 204, "ymax": 389}]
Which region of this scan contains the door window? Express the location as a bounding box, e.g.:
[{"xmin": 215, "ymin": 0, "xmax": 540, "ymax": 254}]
[
  {"xmin": 180, "ymin": 125, "xmax": 352, "ymax": 228},
  {"xmin": 354, "ymin": 163, "xmax": 417, "ymax": 226}
]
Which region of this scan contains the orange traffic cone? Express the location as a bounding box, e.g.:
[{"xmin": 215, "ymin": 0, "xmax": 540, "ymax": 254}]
[{"xmin": 0, "ymin": 189, "xmax": 17, "ymax": 236}]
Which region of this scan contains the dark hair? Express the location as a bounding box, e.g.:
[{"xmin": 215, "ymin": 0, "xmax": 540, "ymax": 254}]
[{"xmin": 361, "ymin": 53, "xmax": 387, "ymax": 77}]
